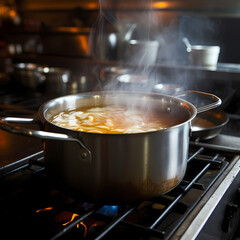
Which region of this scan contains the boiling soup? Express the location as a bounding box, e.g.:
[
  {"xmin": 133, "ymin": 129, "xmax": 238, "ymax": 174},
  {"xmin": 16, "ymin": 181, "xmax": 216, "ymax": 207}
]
[{"xmin": 50, "ymin": 105, "xmax": 180, "ymax": 134}]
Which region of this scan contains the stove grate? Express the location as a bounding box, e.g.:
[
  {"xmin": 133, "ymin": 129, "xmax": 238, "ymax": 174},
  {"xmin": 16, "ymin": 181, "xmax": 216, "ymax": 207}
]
[{"xmin": 0, "ymin": 146, "xmax": 232, "ymax": 240}]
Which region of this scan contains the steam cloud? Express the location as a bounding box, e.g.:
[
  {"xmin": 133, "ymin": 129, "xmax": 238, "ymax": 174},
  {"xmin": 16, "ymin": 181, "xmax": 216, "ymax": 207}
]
[{"xmin": 90, "ymin": 1, "xmax": 220, "ymax": 95}]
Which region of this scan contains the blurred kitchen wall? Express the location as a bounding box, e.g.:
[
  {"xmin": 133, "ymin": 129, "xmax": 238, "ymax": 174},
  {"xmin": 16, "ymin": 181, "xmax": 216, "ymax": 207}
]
[{"xmin": 1, "ymin": 0, "xmax": 240, "ymax": 71}]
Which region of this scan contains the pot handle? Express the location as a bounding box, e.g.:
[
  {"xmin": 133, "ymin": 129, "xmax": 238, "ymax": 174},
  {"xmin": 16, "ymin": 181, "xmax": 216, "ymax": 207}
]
[
  {"xmin": 0, "ymin": 117, "xmax": 92, "ymax": 162},
  {"xmin": 176, "ymin": 90, "xmax": 222, "ymax": 113}
]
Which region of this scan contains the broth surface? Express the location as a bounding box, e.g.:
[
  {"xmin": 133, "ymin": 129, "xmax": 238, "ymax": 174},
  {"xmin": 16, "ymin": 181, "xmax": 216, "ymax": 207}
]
[{"xmin": 50, "ymin": 105, "xmax": 182, "ymax": 134}]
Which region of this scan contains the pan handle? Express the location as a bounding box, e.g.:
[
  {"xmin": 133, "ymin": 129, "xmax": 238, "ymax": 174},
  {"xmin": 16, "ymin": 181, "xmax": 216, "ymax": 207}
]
[
  {"xmin": 175, "ymin": 90, "xmax": 222, "ymax": 113},
  {"xmin": 0, "ymin": 117, "xmax": 92, "ymax": 162}
]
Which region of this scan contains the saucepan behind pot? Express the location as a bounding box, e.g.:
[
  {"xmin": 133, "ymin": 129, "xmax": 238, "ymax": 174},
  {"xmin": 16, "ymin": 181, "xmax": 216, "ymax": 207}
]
[
  {"xmin": 191, "ymin": 108, "xmax": 229, "ymax": 140},
  {"xmin": 37, "ymin": 66, "xmax": 70, "ymax": 95},
  {"xmin": 0, "ymin": 91, "xmax": 221, "ymax": 203},
  {"xmin": 13, "ymin": 63, "xmax": 45, "ymax": 90},
  {"xmin": 183, "ymin": 37, "xmax": 220, "ymax": 68}
]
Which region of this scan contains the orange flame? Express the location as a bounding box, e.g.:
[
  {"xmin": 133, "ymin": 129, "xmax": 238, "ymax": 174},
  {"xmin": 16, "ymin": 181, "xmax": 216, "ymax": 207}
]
[
  {"xmin": 36, "ymin": 207, "xmax": 53, "ymax": 213},
  {"xmin": 78, "ymin": 222, "xmax": 88, "ymax": 237},
  {"xmin": 62, "ymin": 213, "xmax": 87, "ymax": 237},
  {"xmin": 36, "ymin": 208, "xmax": 88, "ymax": 237},
  {"xmin": 62, "ymin": 213, "xmax": 79, "ymax": 226}
]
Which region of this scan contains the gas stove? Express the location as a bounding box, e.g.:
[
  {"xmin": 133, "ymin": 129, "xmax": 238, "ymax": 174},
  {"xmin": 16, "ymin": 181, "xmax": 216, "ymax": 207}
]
[
  {"xmin": 0, "ymin": 83, "xmax": 240, "ymax": 240},
  {"xmin": 1, "ymin": 144, "xmax": 240, "ymax": 240}
]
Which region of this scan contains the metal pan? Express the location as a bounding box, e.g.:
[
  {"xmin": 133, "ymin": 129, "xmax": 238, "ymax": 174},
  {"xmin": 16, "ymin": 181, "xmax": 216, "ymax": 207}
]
[
  {"xmin": 0, "ymin": 91, "xmax": 221, "ymax": 204},
  {"xmin": 191, "ymin": 108, "xmax": 229, "ymax": 140}
]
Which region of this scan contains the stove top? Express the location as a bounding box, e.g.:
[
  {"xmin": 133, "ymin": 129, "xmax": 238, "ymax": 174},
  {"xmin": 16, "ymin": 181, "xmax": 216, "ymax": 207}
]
[
  {"xmin": 0, "ymin": 83, "xmax": 48, "ymax": 167},
  {"xmin": 1, "ymin": 146, "xmax": 239, "ymax": 240},
  {"xmin": 1, "ymin": 82, "xmax": 240, "ymax": 239}
]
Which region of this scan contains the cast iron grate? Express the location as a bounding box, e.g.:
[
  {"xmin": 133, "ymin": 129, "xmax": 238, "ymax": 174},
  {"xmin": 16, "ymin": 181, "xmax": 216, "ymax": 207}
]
[{"xmin": 0, "ymin": 146, "xmax": 231, "ymax": 240}]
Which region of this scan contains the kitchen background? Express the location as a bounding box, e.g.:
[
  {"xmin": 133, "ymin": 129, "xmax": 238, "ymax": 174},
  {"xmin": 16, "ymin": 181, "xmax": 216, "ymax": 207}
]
[
  {"xmin": 1, "ymin": 0, "xmax": 240, "ymax": 109},
  {"xmin": 1, "ymin": 2, "xmax": 240, "ymax": 239}
]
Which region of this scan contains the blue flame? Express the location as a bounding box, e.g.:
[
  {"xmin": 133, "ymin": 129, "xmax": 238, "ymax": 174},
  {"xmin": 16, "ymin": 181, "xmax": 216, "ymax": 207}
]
[{"xmin": 97, "ymin": 205, "xmax": 119, "ymax": 217}]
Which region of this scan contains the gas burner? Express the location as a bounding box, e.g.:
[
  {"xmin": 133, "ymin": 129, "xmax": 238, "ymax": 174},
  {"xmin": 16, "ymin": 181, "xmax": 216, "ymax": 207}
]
[{"xmin": 1, "ymin": 146, "xmax": 240, "ymax": 240}]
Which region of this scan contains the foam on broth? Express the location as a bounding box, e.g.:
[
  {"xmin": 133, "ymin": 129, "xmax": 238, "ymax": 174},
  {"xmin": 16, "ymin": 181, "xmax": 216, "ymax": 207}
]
[{"xmin": 50, "ymin": 105, "xmax": 184, "ymax": 134}]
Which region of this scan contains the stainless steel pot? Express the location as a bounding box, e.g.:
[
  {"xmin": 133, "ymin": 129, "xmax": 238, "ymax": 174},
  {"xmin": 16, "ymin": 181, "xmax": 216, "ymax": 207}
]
[
  {"xmin": 37, "ymin": 66, "xmax": 70, "ymax": 95},
  {"xmin": 13, "ymin": 63, "xmax": 46, "ymax": 90},
  {"xmin": 0, "ymin": 91, "xmax": 221, "ymax": 204},
  {"xmin": 183, "ymin": 37, "xmax": 220, "ymax": 68}
]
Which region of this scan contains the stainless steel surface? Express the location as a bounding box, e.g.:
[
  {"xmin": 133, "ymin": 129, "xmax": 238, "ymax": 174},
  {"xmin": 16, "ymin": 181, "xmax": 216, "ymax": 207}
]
[
  {"xmin": 109, "ymin": 73, "xmax": 149, "ymax": 91},
  {"xmin": 0, "ymin": 91, "xmax": 221, "ymax": 203},
  {"xmin": 1, "ymin": 117, "xmax": 36, "ymax": 123},
  {"xmin": 13, "ymin": 63, "xmax": 46, "ymax": 89},
  {"xmin": 190, "ymin": 134, "xmax": 240, "ymax": 153},
  {"xmin": 90, "ymin": 22, "xmax": 137, "ymax": 61},
  {"xmin": 37, "ymin": 66, "xmax": 70, "ymax": 95},
  {"xmin": 123, "ymin": 40, "xmax": 159, "ymax": 65},
  {"xmin": 191, "ymin": 109, "xmax": 229, "ymax": 140},
  {"xmin": 40, "ymin": 91, "xmax": 197, "ymax": 203},
  {"xmin": 0, "ymin": 78, "xmax": 239, "ymax": 238},
  {"xmin": 183, "ymin": 37, "xmax": 220, "ymax": 68},
  {"xmin": 0, "ymin": 117, "xmax": 91, "ymax": 162},
  {"xmin": 69, "ymin": 74, "xmax": 94, "ymax": 94},
  {"xmin": 100, "ymin": 67, "xmax": 147, "ymax": 90},
  {"xmin": 176, "ymin": 90, "xmax": 222, "ymax": 113},
  {"xmin": 0, "ymin": 91, "xmax": 197, "ymax": 203},
  {"xmin": 187, "ymin": 45, "xmax": 220, "ymax": 68},
  {"xmin": 169, "ymin": 133, "xmax": 240, "ymax": 239},
  {"xmin": 181, "ymin": 156, "xmax": 240, "ymax": 240},
  {"xmin": 182, "ymin": 37, "xmax": 191, "ymax": 50},
  {"xmin": 14, "ymin": 65, "xmax": 93, "ymax": 95},
  {"xmin": 153, "ymin": 83, "xmax": 184, "ymax": 95}
]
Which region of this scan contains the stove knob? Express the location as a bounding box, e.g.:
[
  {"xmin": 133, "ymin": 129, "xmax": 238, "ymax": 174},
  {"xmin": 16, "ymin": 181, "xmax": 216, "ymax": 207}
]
[{"xmin": 222, "ymin": 203, "xmax": 239, "ymax": 232}]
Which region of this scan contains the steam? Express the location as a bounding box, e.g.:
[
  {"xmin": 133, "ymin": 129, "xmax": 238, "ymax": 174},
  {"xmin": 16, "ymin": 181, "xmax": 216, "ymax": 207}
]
[
  {"xmin": 89, "ymin": 1, "xmax": 220, "ymax": 97},
  {"xmin": 89, "ymin": 0, "xmax": 164, "ymax": 93}
]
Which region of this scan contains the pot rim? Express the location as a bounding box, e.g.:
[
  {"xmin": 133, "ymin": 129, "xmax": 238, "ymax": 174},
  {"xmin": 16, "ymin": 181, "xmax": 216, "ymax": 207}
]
[
  {"xmin": 38, "ymin": 91, "xmax": 198, "ymax": 136},
  {"xmin": 188, "ymin": 45, "xmax": 220, "ymax": 52}
]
